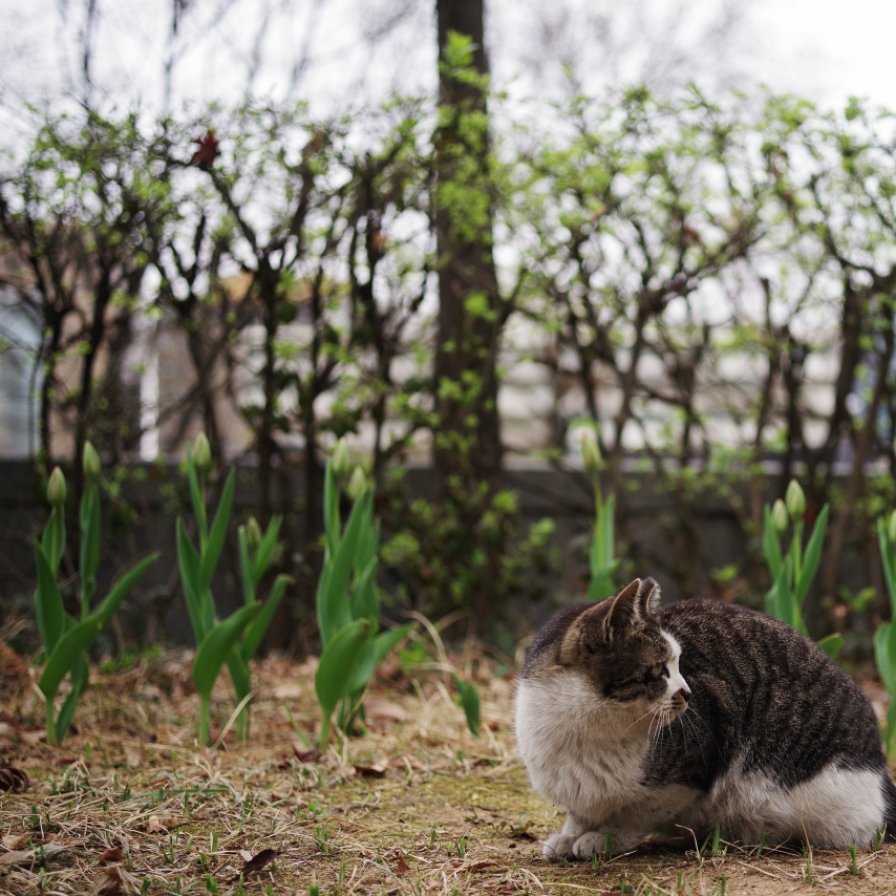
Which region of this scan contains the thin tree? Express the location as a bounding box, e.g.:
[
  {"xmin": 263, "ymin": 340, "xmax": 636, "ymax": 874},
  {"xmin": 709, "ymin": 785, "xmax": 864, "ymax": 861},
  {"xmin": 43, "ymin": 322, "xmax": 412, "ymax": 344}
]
[{"xmin": 433, "ymin": 0, "xmax": 503, "ymax": 496}]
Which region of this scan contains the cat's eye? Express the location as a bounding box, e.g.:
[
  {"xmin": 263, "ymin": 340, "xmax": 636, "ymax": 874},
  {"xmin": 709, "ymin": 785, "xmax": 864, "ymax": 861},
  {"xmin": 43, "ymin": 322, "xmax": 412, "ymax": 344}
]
[{"xmin": 651, "ymin": 662, "xmax": 666, "ymax": 678}]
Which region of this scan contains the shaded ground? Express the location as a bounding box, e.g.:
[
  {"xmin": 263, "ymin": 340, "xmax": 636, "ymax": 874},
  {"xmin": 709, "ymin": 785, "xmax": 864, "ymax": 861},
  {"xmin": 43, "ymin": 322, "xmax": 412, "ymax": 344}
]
[{"xmin": 1, "ymin": 648, "xmax": 896, "ymax": 895}]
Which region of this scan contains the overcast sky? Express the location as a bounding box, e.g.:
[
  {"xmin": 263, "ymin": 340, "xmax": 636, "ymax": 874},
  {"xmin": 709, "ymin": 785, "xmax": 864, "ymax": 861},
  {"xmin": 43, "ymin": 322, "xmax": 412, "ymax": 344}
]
[
  {"xmin": 752, "ymin": 0, "xmax": 896, "ymax": 111},
  {"xmin": 1, "ymin": 0, "xmax": 894, "ymax": 140}
]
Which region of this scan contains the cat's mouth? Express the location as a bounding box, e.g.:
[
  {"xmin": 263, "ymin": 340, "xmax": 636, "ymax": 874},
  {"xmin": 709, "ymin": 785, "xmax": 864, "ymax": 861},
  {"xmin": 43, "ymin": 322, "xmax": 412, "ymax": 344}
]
[{"xmin": 652, "ymin": 688, "xmax": 689, "ymax": 727}]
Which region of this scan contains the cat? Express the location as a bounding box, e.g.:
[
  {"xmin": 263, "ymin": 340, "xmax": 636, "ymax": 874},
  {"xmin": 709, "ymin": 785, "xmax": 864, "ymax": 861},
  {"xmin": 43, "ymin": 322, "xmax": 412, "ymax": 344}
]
[{"xmin": 515, "ymin": 577, "xmax": 896, "ymax": 859}]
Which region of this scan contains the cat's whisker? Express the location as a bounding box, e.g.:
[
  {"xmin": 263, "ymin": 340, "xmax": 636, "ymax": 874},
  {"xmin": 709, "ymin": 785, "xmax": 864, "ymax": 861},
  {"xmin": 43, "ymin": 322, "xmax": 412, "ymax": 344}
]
[
  {"xmin": 679, "ymin": 701, "xmax": 722, "ymax": 756},
  {"xmin": 675, "ymin": 707, "xmax": 708, "ymax": 772},
  {"xmin": 620, "ymin": 706, "xmax": 659, "ymax": 739}
]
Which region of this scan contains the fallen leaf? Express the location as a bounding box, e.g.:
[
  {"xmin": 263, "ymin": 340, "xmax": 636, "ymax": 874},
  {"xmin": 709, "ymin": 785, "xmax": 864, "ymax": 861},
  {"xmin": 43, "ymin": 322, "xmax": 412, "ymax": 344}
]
[
  {"xmin": 0, "ymin": 641, "xmax": 27, "ymax": 678},
  {"xmin": 1, "ymin": 834, "xmax": 31, "ymax": 850},
  {"xmin": 0, "ymin": 767, "xmax": 29, "ymax": 792},
  {"xmin": 20, "ymin": 729, "xmax": 46, "ymax": 746},
  {"xmin": 232, "ymin": 848, "xmax": 277, "ymax": 881},
  {"xmin": 292, "ymin": 745, "xmax": 321, "ymax": 763},
  {"xmin": 395, "ymin": 850, "xmax": 409, "ymax": 875},
  {"xmin": 0, "ymin": 722, "xmax": 16, "ymax": 739},
  {"xmin": 93, "ymin": 865, "xmax": 140, "ymax": 896},
  {"xmin": 97, "ymin": 846, "xmax": 124, "ymax": 864},
  {"xmin": 0, "ymin": 844, "xmax": 66, "ymax": 865},
  {"xmin": 146, "ymin": 814, "xmax": 187, "ymax": 833},
  {"xmin": 273, "ymin": 682, "xmax": 303, "ymax": 699},
  {"xmin": 365, "ymin": 698, "xmax": 407, "ymax": 723},
  {"xmin": 123, "ymin": 746, "xmax": 142, "ymax": 768},
  {"xmin": 354, "ymin": 762, "xmax": 387, "ymax": 778},
  {"xmin": 467, "ymin": 860, "xmax": 500, "ymax": 871},
  {"xmin": 390, "ymin": 754, "xmax": 424, "ymax": 771}
]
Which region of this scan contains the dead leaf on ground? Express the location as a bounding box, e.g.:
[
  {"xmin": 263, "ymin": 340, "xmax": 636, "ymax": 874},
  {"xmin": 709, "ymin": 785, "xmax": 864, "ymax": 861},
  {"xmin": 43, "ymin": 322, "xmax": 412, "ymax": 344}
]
[
  {"xmin": 0, "ymin": 722, "xmax": 17, "ymax": 744},
  {"xmin": 390, "ymin": 754, "xmax": 424, "ymax": 771},
  {"xmin": 146, "ymin": 814, "xmax": 187, "ymax": 833},
  {"xmin": 0, "ymin": 641, "xmax": 28, "ymax": 678},
  {"xmin": 97, "ymin": 845, "xmax": 124, "ymax": 864},
  {"xmin": 292, "ymin": 745, "xmax": 321, "ymax": 763},
  {"xmin": 395, "ymin": 850, "xmax": 410, "ymax": 875},
  {"xmin": 466, "ymin": 860, "xmax": 500, "ymax": 872},
  {"xmin": 365, "ymin": 698, "xmax": 408, "ymax": 723},
  {"xmin": 232, "ymin": 847, "xmax": 277, "ymax": 881},
  {"xmin": 0, "ymin": 766, "xmax": 29, "ymax": 792},
  {"xmin": 93, "ymin": 865, "xmax": 140, "ymax": 895},
  {"xmin": 0, "ymin": 844, "xmax": 67, "ymax": 865},
  {"xmin": 1, "ymin": 834, "xmax": 32, "ymax": 850},
  {"xmin": 20, "ymin": 729, "xmax": 46, "ymax": 746},
  {"xmin": 123, "ymin": 745, "xmax": 142, "ymax": 768},
  {"xmin": 354, "ymin": 762, "xmax": 387, "ymax": 778},
  {"xmin": 273, "ymin": 682, "xmax": 303, "ymax": 699}
]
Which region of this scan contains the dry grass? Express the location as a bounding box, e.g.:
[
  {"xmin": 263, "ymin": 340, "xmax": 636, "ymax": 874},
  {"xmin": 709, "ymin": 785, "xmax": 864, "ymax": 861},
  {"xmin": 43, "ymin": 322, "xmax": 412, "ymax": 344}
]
[{"xmin": 1, "ymin": 649, "xmax": 896, "ymax": 896}]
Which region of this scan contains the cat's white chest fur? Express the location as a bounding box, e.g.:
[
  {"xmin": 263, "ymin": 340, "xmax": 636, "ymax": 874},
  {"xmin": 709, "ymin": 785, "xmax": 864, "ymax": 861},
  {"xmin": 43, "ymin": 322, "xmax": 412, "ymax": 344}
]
[
  {"xmin": 516, "ymin": 671, "xmax": 659, "ymax": 820},
  {"xmin": 516, "ymin": 630, "xmax": 691, "ymax": 827}
]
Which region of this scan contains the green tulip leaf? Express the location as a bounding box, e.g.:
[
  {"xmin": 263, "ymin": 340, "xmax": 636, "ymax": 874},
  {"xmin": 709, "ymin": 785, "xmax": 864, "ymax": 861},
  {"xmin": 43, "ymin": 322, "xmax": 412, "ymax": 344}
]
[{"xmin": 193, "ymin": 603, "xmax": 260, "ymax": 700}]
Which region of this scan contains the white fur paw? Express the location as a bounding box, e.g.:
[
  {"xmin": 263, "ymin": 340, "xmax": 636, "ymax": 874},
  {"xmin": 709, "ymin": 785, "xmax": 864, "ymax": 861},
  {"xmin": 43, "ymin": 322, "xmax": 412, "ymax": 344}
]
[
  {"xmin": 572, "ymin": 832, "xmax": 611, "ymax": 859},
  {"xmin": 542, "ymin": 833, "xmax": 577, "ymax": 860},
  {"xmin": 572, "ymin": 830, "xmax": 645, "ymax": 859}
]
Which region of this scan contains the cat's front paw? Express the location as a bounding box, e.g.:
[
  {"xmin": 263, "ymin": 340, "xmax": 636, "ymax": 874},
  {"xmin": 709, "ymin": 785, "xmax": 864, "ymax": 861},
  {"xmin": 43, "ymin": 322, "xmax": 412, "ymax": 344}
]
[
  {"xmin": 573, "ymin": 830, "xmax": 645, "ymax": 857},
  {"xmin": 542, "ymin": 832, "xmax": 578, "ymax": 861}
]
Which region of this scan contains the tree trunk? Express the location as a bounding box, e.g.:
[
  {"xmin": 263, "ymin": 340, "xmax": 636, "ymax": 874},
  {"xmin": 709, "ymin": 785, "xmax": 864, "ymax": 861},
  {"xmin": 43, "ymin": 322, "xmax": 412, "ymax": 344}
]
[{"xmin": 433, "ymin": 0, "xmax": 503, "ymax": 497}]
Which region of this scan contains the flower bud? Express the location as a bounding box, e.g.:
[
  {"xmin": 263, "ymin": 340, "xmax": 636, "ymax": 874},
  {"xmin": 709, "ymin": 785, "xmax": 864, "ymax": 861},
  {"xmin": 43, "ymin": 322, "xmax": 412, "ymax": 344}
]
[
  {"xmin": 246, "ymin": 516, "xmax": 263, "ymax": 550},
  {"xmin": 888, "ymin": 509, "xmax": 896, "ymax": 545},
  {"xmin": 772, "ymin": 499, "xmax": 788, "ymax": 534},
  {"xmin": 785, "ymin": 479, "xmax": 805, "ymax": 520},
  {"xmin": 580, "ymin": 432, "xmax": 602, "ymax": 473},
  {"xmin": 330, "ymin": 437, "xmax": 350, "ymax": 477},
  {"xmin": 346, "ymin": 465, "xmax": 368, "ymax": 501},
  {"xmin": 47, "ymin": 466, "xmax": 67, "ymax": 507},
  {"xmin": 192, "ymin": 432, "xmax": 212, "ymax": 471},
  {"xmin": 82, "ymin": 441, "xmax": 101, "ymax": 481}
]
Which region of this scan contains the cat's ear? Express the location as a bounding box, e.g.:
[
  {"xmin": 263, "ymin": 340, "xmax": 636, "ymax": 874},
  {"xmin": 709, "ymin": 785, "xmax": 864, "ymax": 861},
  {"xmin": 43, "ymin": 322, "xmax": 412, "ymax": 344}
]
[
  {"xmin": 602, "ymin": 577, "xmax": 660, "ymax": 639},
  {"xmin": 636, "ymin": 577, "xmax": 661, "ymax": 617},
  {"xmin": 603, "ymin": 578, "xmax": 642, "ymax": 640}
]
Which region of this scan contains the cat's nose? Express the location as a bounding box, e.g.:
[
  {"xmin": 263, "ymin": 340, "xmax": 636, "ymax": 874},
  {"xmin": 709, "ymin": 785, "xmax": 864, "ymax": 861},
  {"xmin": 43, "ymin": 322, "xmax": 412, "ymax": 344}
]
[{"xmin": 676, "ymin": 686, "xmax": 690, "ymax": 704}]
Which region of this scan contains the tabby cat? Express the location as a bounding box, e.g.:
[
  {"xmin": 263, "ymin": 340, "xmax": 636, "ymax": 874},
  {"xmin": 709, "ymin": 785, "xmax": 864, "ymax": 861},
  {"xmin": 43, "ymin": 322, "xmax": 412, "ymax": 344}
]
[{"xmin": 515, "ymin": 577, "xmax": 896, "ymax": 858}]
